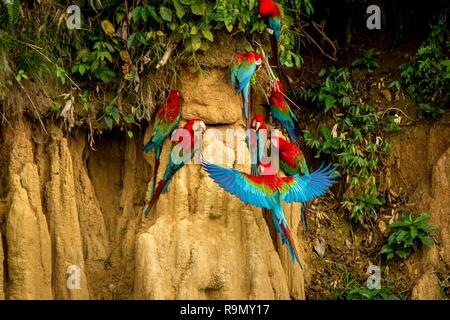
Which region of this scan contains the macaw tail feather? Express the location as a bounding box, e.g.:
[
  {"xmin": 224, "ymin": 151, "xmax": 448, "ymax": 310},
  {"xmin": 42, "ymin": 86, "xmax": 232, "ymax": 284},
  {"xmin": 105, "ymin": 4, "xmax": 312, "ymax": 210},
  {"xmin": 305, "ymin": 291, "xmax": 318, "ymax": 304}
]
[
  {"xmin": 143, "ymin": 139, "xmax": 155, "ymax": 153},
  {"xmin": 242, "ymin": 84, "xmax": 251, "ymax": 128},
  {"xmin": 280, "ymin": 220, "xmax": 302, "ymax": 268},
  {"xmin": 146, "ymin": 178, "xmax": 168, "ymax": 216},
  {"xmin": 272, "ymin": 205, "xmax": 302, "ymax": 267},
  {"xmin": 286, "ymin": 123, "xmax": 300, "ymax": 143},
  {"xmin": 251, "ymin": 164, "xmax": 258, "ymax": 176}
]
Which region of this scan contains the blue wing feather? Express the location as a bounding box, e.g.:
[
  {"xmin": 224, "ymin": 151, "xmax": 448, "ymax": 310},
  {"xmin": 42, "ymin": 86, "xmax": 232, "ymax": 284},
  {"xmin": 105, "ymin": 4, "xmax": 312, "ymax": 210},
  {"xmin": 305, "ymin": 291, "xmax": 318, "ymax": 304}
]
[
  {"xmin": 202, "ymin": 162, "xmax": 276, "ymax": 209},
  {"xmin": 281, "ymin": 163, "xmax": 337, "ymax": 203}
]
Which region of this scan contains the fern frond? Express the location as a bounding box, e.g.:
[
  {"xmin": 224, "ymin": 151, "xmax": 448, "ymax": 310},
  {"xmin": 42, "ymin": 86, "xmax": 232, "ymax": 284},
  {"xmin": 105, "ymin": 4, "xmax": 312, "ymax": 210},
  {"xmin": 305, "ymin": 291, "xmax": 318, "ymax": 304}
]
[{"xmin": 6, "ymin": 0, "xmax": 20, "ymax": 24}]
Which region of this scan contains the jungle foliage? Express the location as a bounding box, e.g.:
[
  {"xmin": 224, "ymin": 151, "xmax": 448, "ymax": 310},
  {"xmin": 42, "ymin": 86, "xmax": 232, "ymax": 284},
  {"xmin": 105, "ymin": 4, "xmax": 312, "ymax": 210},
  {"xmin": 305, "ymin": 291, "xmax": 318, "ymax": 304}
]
[
  {"xmin": 0, "ymin": 0, "xmax": 313, "ymax": 128},
  {"xmin": 302, "ymin": 67, "xmax": 397, "ymax": 224},
  {"xmin": 381, "ymin": 212, "xmax": 437, "ymax": 260},
  {"xmin": 400, "ymin": 11, "xmax": 450, "ymax": 118}
]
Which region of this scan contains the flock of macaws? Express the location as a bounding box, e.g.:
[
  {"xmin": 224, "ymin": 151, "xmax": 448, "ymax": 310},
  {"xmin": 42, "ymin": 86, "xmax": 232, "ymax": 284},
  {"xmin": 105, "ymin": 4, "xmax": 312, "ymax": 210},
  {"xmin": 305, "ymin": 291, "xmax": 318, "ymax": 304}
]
[{"xmin": 143, "ymin": 0, "xmax": 337, "ymax": 266}]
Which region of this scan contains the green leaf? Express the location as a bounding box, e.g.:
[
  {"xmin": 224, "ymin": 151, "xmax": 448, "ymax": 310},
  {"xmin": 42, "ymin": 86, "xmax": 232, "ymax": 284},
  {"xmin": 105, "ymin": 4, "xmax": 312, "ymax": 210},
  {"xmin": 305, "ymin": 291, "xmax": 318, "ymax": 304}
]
[
  {"xmin": 380, "ymin": 245, "xmax": 392, "ymax": 254},
  {"xmin": 395, "ymin": 230, "xmax": 409, "ymax": 242},
  {"xmin": 191, "ymin": 37, "xmax": 202, "ymax": 51},
  {"xmin": 201, "ymin": 29, "xmax": 214, "ymax": 41},
  {"xmin": 320, "ymin": 125, "xmax": 332, "ymax": 141},
  {"xmin": 324, "ymin": 95, "xmax": 335, "ymax": 109},
  {"xmin": 191, "ymin": 0, "xmax": 207, "ymax": 15},
  {"xmin": 96, "ymin": 67, "xmax": 115, "ymax": 83},
  {"xmin": 132, "ymin": 7, "xmax": 142, "ymax": 23},
  {"xmin": 110, "ymin": 107, "xmax": 120, "ymax": 122},
  {"xmin": 410, "ymin": 226, "xmax": 418, "ymax": 239},
  {"xmin": 224, "ymin": 21, "xmax": 234, "ymax": 32},
  {"xmin": 418, "ymin": 224, "xmax": 438, "ymax": 233},
  {"xmin": 127, "ymin": 33, "xmax": 137, "ymax": 49},
  {"xmin": 159, "ymin": 6, "xmax": 173, "ymax": 22},
  {"xmin": 123, "ymin": 114, "xmax": 135, "ymax": 124},
  {"xmin": 78, "ymin": 64, "xmax": 88, "ymax": 76},
  {"xmin": 104, "ymin": 115, "xmax": 113, "ymax": 130},
  {"xmin": 97, "ymin": 51, "xmax": 113, "ymax": 62},
  {"xmin": 396, "ymin": 250, "xmax": 409, "ymax": 259},
  {"xmin": 173, "ymin": 0, "xmax": 186, "ymax": 19},
  {"xmin": 414, "ymin": 213, "xmax": 430, "ymax": 225},
  {"xmin": 6, "ymin": 0, "xmax": 21, "ymax": 24},
  {"xmin": 127, "ymin": 131, "xmax": 134, "ymax": 139},
  {"xmin": 418, "ymin": 235, "xmax": 434, "ymax": 247},
  {"xmin": 388, "ymin": 220, "xmax": 410, "ymax": 229}
]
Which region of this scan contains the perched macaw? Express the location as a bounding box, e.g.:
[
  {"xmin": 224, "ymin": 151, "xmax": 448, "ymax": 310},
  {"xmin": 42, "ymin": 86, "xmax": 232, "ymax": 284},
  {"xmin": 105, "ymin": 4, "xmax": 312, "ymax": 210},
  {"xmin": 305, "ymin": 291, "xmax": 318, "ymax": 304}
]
[
  {"xmin": 202, "ymin": 161, "xmax": 337, "ymax": 265},
  {"xmin": 258, "ymin": 0, "xmax": 282, "ymax": 41},
  {"xmin": 277, "ymin": 135, "xmax": 309, "ymax": 176},
  {"xmin": 249, "ymin": 115, "xmax": 268, "ymax": 175},
  {"xmin": 231, "ymin": 53, "xmax": 244, "ymax": 91},
  {"xmin": 268, "ymin": 80, "xmax": 301, "ymax": 143},
  {"xmin": 231, "ymin": 51, "xmax": 262, "ymax": 128},
  {"xmin": 144, "ymin": 119, "xmax": 206, "ymax": 217},
  {"xmin": 258, "ymin": 0, "xmax": 296, "ymax": 98},
  {"xmin": 144, "ymin": 90, "xmax": 181, "ymax": 196}
]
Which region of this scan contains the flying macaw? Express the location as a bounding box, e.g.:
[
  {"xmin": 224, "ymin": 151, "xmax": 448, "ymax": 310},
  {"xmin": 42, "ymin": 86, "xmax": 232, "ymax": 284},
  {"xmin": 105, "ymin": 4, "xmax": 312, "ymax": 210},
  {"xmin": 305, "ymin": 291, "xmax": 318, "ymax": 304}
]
[
  {"xmin": 144, "ymin": 119, "xmax": 206, "ymax": 217},
  {"xmin": 202, "ymin": 161, "xmax": 337, "ymax": 265},
  {"xmin": 144, "ymin": 90, "xmax": 181, "ymax": 196},
  {"xmin": 268, "ymin": 80, "xmax": 301, "ymax": 143},
  {"xmin": 231, "ymin": 51, "xmax": 262, "ymax": 128}
]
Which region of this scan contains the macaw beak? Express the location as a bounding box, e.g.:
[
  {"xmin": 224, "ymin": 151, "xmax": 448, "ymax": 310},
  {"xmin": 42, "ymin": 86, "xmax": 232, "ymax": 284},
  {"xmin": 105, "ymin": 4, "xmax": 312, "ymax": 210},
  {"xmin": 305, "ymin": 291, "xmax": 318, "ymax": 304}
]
[
  {"xmin": 257, "ymin": 165, "xmax": 264, "ymax": 175},
  {"xmin": 255, "ymin": 122, "xmax": 261, "ymax": 131},
  {"xmin": 200, "ymin": 121, "xmax": 206, "ymax": 132},
  {"xmin": 256, "ymin": 58, "xmax": 262, "ymax": 66}
]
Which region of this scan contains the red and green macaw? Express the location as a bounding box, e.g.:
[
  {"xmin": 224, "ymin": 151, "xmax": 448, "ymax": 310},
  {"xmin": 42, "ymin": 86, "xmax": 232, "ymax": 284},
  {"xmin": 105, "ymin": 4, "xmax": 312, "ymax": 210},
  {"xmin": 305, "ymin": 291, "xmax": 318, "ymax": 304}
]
[
  {"xmin": 269, "ymin": 80, "xmax": 301, "ymax": 143},
  {"xmin": 277, "ymin": 135, "xmax": 309, "ymax": 176},
  {"xmin": 145, "ymin": 119, "xmax": 206, "ymax": 217},
  {"xmin": 277, "ymin": 135, "xmax": 312, "ymax": 229},
  {"xmin": 144, "ymin": 90, "xmax": 181, "ymax": 196},
  {"xmin": 231, "ymin": 51, "xmax": 262, "ymax": 128},
  {"xmin": 259, "ymin": 0, "xmax": 296, "ymax": 98},
  {"xmin": 258, "ymin": 0, "xmax": 282, "ymax": 41},
  {"xmin": 202, "ymin": 161, "xmax": 337, "ymax": 265}
]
